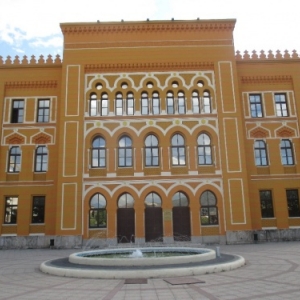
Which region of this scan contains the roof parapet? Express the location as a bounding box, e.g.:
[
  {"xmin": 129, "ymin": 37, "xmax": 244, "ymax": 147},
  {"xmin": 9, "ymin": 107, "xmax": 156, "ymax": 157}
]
[
  {"xmin": 236, "ymin": 50, "xmax": 299, "ymax": 60},
  {"xmin": 0, "ymin": 55, "xmax": 62, "ymax": 67}
]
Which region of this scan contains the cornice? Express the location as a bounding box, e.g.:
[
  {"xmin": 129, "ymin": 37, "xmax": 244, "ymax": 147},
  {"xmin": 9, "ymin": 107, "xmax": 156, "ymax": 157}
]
[
  {"xmin": 61, "ymin": 20, "xmax": 236, "ymax": 35},
  {"xmin": 241, "ymin": 75, "xmax": 292, "ymax": 85},
  {"xmin": 5, "ymin": 80, "xmax": 58, "ymax": 89},
  {"xmin": 85, "ymin": 62, "xmax": 214, "ymax": 73}
]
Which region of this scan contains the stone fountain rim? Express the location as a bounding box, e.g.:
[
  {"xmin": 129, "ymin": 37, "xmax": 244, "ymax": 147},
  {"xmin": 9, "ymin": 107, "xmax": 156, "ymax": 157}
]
[{"xmin": 69, "ymin": 247, "xmax": 216, "ymax": 267}]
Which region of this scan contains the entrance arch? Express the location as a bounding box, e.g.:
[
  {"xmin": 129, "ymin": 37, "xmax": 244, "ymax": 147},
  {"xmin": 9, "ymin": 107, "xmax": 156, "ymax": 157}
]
[
  {"xmin": 144, "ymin": 192, "xmax": 163, "ymax": 242},
  {"xmin": 172, "ymin": 191, "xmax": 191, "ymax": 241},
  {"xmin": 117, "ymin": 193, "xmax": 135, "ymax": 243}
]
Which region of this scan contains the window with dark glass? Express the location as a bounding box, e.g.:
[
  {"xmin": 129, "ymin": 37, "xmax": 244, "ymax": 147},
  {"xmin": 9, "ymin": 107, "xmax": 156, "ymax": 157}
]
[
  {"xmin": 254, "ymin": 140, "xmax": 268, "ymax": 166},
  {"xmin": 145, "ymin": 192, "xmax": 162, "ymax": 207},
  {"xmin": 203, "ymin": 91, "xmax": 211, "ymax": 113},
  {"xmin": 8, "ymin": 146, "xmax": 21, "ymax": 173},
  {"xmin": 172, "ymin": 192, "xmax": 189, "ymax": 207},
  {"xmin": 249, "ymin": 94, "xmax": 263, "ymax": 117},
  {"xmin": 118, "ymin": 193, "xmax": 134, "ymax": 208},
  {"xmin": 118, "ymin": 136, "xmax": 132, "ymax": 167},
  {"xmin": 89, "ymin": 93, "xmax": 97, "ymax": 116},
  {"xmin": 145, "ymin": 134, "xmax": 159, "ymax": 166},
  {"xmin": 11, "ymin": 100, "xmax": 24, "ymax": 123},
  {"xmin": 115, "ymin": 93, "xmax": 123, "ymax": 115},
  {"xmin": 178, "ymin": 91, "xmax": 185, "ymax": 114},
  {"xmin": 286, "ymin": 190, "xmax": 300, "ymax": 217},
  {"xmin": 167, "ymin": 92, "xmax": 174, "ymax": 114},
  {"xmin": 92, "ymin": 136, "xmax": 106, "ymax": 167},
  {"xmin": 171, "ymin": 134, "xmax": 186, "ymax": 166},
  {"xmin": 31, "ymin": 196, "xmax": 45, "ymax": 223},
  {"xmin": 259, "ymin": 190, "xmax": 274, "ymax": 218},
  {"xmin": 126, "ymin": 92, "xmax": 134, "ymax": 115},
  {"xmin": 89, "ymin": 193, "xmax": 107, "ymax": 228},
  {"xmin": 280, "ymin": 139, "xmax": 294, "ymax": 165},
  {"xmin": 4, "ymin": 196, "xmax": 18, "ymax": 224},
  {"xmin": 275, "ymin": 94, "xmax": 288, "ymax": 117},
  {"xmin": 37, "ymin": 99, "xmax": 50, "ymax": 122},
  {"xmin": 101, "ymin": 93, "xmax": 108, "ymax": 116},
  {"xmin": 197, "ymin": 133, "xmax": 212, "ymax": 165},
  {"xmin": 152, "ymin": 92, "xmax": 160, "ymax": 115},
  {"xmin": 200, "ymin": 191, "xmax": 218, "ymax": 225},
  {"xmin": 141, "ymin": 92, "xmax": 149, "ymax": 115},
  {"xmin": 192, "ymin": 91, "xmax": 200, "ymax": 113},
  {"xmin": 35, "ymin": 146, "xmax": 48, "ymax": 172}
]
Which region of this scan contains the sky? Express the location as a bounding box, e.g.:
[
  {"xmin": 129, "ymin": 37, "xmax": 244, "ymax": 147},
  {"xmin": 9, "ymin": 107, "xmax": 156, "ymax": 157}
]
[{"xmin": 1, "ymin": 0, "xmax": 300, "ymax": 60}]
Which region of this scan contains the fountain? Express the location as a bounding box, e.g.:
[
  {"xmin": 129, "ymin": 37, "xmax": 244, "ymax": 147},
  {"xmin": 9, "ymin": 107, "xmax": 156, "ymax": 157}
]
[{"xmin": 40, "ymin": 246, "xmax": 245, "ymax": 279}]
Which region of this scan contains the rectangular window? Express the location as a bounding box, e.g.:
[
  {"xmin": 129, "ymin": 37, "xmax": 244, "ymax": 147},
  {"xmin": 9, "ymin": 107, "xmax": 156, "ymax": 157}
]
[
  {"xmin": 167, "ymin": 97, "xmax": 174, "ymax": 114},
  {"xmin": 101, "ymin": 99, "xmax": 108, "ymax": 116},
  {"xmin": 32, "ymin": 196, "xmax": 45, "ymax": 223},
  {"xmin": 35, "ymin": 146, "xmax": 48, "ymax": 172},
  {"xmin": 37, "ymin": 99, "xmax": 50, "ymax": 122},
  {"xmin": 152, "ymin": 97, "xmax": 160, "ymax": 115},
  {"xmin": 11, "ymin": 100, "xmax": 24, "ymax": 123},
  {"xmin": 8, "ymin": 146, "xmax": 21, "ymax": 173},
  {"xmin": 127, "ymin": 98, "xmax": 134, "ymax": 115},
  {"xmin": 275, "ymin": 93, "xmax": 288, "ymax": 117},
  {"xmin": 4, "ymin": 196, "xmax": 18, "ymax": 224},
  {"xmin": 249, "ymin": 94, "xmax": 263, "ymax": 117},
  {"xmin": 141, "ymin": 98, "xmax": 149, "ymax": 115},
  {"xmin": 116, "ymin": 99, "xmax": 123, "ymax": 115},
  {"xmin": 286, "ymin": 190, "xmax": 300, "ymax": 217},
  {"xmin": 259, "ymin": 190, "xmax": 274, "ymax": 218}
]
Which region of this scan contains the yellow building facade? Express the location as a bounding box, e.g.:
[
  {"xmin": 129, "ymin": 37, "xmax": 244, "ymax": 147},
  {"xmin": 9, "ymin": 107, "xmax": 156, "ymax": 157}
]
[{"xmin": 0, "ymin": 19, "xmax": 299, "ymax": 248}]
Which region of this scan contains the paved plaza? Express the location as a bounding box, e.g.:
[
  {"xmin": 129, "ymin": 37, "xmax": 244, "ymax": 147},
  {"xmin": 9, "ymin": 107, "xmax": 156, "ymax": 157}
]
[{"xmin": 0, "ymin": 241, "xmax": 300, "ymax": 299}]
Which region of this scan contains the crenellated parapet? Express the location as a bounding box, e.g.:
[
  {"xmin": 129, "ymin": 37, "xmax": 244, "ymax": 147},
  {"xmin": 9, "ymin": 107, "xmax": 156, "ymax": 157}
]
[
  {"xmin": 0, "ymin": 54, "xmax": 62, "ymax": 67},
  {"xmin": 236, "ymin": 50, "xmax": 300, "ymax": 61}
]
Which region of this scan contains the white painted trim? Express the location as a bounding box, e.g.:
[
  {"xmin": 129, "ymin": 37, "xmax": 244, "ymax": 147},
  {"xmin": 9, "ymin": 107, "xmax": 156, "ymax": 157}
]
[
  {"xmin": 65, "ymin": 65, "xmax": 80, "ymax": 117},
  {"xmin": 228, "ymin": 178, "xmax": 246, "ymax": 225},
  {"xmin": 61, "ymin": 182, "xmax": 77, "ymax": 230}
]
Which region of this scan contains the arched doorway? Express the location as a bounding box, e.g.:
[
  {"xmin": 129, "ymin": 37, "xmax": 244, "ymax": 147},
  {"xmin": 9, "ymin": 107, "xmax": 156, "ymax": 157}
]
[
  {"xmin": 144, "ymin": 192, "xmax": 163, "ymax": 242},
  {"xmin": 172, "ymin": 191, "xmax": 191, "ymax": 241},
  {"xmin": 117, "ymin": 193, "xmax": 135, "ymax": 243}
]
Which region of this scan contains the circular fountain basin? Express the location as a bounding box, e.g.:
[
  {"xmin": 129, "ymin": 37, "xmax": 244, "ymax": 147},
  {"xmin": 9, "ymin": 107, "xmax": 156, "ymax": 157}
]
[
  {"xmin": 40, "ymin": 247, "xmax": 245, "ymax": 279},
  {"xmin": 69, "ymin": 247, "xmax": 215, "ymax": 267}
]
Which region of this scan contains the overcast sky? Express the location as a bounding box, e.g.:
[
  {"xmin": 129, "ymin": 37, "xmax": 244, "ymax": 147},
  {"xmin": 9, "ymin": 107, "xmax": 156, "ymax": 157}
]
[{"xmin": 1, "ymin": 0, "xmax": 300, "ymax": 59}]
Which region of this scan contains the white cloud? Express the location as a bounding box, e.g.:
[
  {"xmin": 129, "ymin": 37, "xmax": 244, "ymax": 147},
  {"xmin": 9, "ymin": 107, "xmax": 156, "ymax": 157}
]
[{"xmin": 29, "ymin": 36, "xmax": 63, "ymax": 48}]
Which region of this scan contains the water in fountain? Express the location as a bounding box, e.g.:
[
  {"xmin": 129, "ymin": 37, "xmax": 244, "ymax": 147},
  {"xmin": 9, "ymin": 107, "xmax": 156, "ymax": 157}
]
[{"xmin": 129, "ymin": 249, "xmax": 143, "ymax": 258}]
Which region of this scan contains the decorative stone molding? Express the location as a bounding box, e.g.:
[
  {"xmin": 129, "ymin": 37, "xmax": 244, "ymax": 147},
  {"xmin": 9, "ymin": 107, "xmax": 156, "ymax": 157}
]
[
  {"xmin": 32, "ymin": 133, "xmax": 52, "ymax": 144},
  {"xmin": 61, "ymin": 20, "xmax": 235, "ymax": 35},
  {"xmin": 249, "ymin": 127, "xmax": 269, "ymax": 138},
  {"xmin": 6, "ymin": 133, "xmax": 25, "ymax": 144},
  {"xmin": 5, "ymin": 80, "xmax": 58, "ymax": 89},
  {"xmin": 85, "ymin": 62, "xmax": 214, "ymax": 73},
  {"xmin": 241, "ymin": 75, "xmax": 292, "ymax": 85},
  {"xmin": 276, "ymin": 127, "xmax": 295, "ymax": 138}
]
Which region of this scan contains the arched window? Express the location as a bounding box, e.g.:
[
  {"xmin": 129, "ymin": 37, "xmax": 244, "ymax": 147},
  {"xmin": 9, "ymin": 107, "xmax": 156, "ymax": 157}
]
[
  {"xmin": 141, "ymin": 92, "xmax": 149, "ymax": 115},
  {"xmin": 197, "ymin": 133, "xmax": 212, "ymax": 165},
  {"xmin": 89, "ymin": 193, "xmax": 107, "ymax": 228},
  {"xmin": 192, "ymin": 91, "xmax": 200, "ymax": 114},
  {"xmin": 178, "ymin": 91, "xmax": 185, "ymax": 114},
  {"xmin": 254, "ymin": 140, "xmax": 268, "ymax": 166},
  {"xmin": 35, "ymin": 146, "xmax": 48, "ymax": 172},
  {"xmin": 200, "ymin": 191, "xmax": 218, "ymax": 225},
  {"xmin": 281, "ymin": 139, "xmax": 294, "ymax": 165},
  {"xmin": 101, "ymin": 93, "xmax": 108, "ymax": 116},
  {"xmin": 167, "ymin": 91, "xmax": 174, "ymax": 114},
  {"xmin": 92, "ymin": 136, "xmax": 106, "ymax": 167},
  {"xmin": 118, "ymin": 193, "xmax": 134, "ymax": 208},
  {"xmin": 203, "ymin": 91, "xmax": 211, "ymax": 113},
  {"xmin": 145, "ymin": 134, "xmax": 159, "ymax": 166},
  {"xmin": 8, "ymin": 146, "xmax": 21, "ymax": 173},
  {"xmin": 172, "ymin": 192, "xmax": 189, "ymax": 207},
  {"xmin": 126, "ymin": 92, "xmax": 134, "ymax": 115},
  {"xmin": 115, "ymin": 92, "xmax": 123, "ymax": 115},
  {"xmin": 118, "ymin": 136, "xmax": 132, "ymax": 167},
  {"xmin": 152, "ymin": 92, "xmax": 160, "ymax": 115},
  {"xmin": 145, "ymin": 192, "xmax": 162, "ymax": 207},
  {"xmin": 171, "ymin": 134, "xmax": 186, "ymax": 165},
  {"xmin": 89, "ymin": 93, "xmax": 97, "ymax": 116}
]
